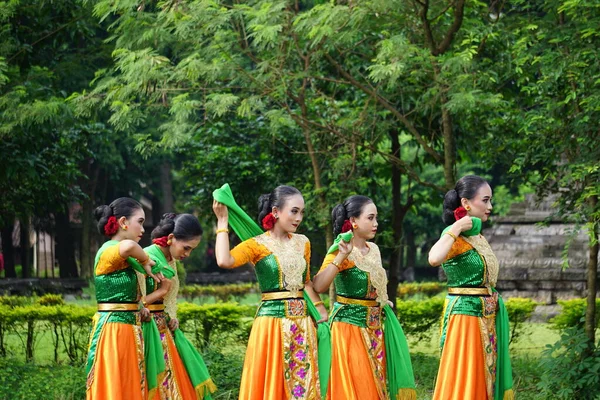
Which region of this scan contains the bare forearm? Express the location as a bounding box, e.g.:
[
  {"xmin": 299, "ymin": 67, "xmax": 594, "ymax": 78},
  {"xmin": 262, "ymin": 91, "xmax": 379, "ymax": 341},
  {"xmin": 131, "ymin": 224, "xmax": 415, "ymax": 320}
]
[
  {"xmin": 215, "ymin": 218, "xmax": 235, "ymax": 268},
  {"xmin": 119, "ymin": 240, "xmax": 147, "ymax": 261},
  {"xmin": 304, "ymin": 281, "xmax": 323, "ymax": 303},
  {"xmin": 428, "ymin": 226, "xmax": 461, "ymax": 266}
]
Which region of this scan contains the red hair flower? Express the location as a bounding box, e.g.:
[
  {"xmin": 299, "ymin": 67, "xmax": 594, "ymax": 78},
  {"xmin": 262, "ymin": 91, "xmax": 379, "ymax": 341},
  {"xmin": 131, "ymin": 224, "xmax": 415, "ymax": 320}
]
[
  {"xmin": 454, "ymin": 206, "xmax": 468, "ymax": 221},
  {"xmin": 104, "ymin": 216, "xmax": 119, "ymax": 236},
  {"xmin": 152, "ymin": 236, "xmax": 169, "ymax": 247},
  {"xmin": 262, "ymin": 213, "xmax": 276, "ymax": 230},
  {"xmin": 341, "ymin": 219, "xmax": 353, "ymax": 233}
]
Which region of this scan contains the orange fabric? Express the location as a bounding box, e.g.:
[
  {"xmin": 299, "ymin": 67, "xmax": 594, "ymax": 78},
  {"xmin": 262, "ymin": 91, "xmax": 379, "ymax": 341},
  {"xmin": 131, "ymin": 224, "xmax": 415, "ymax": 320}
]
[
  {"xmin": 304, "ymin": 241, "xmax": 311, "ymax": 283},
  {"xmin": 231, "ymin": 238, "xmax": 270, "ymax": 268},
  {"xmin": 327, "ymin": 322, "xmax": 383, "ymax": 400},
  {"xmin": 95, "ymin": 243, "xmax": 128, "ymax": 276},
  {"xmin": 318, "ymin": 252, "xmax": 355, "ymax": 273},
  {"xmin": 150, "ymin": 332, "xmax": 196, "ymax": 400},
  {"xmin": 433, "ymin": 314, "xmax": 487, "ymax": 400},
  {"xmin": 445, "ymin": 237, "xmax": 474, "ymax": 262},
  {"xmin": 239, "ymin": 316, "xmax": 288, "ymax": 400},
  {"xmin": 86, "ymin": 323, "xmax": 147, "ymax": 400}
]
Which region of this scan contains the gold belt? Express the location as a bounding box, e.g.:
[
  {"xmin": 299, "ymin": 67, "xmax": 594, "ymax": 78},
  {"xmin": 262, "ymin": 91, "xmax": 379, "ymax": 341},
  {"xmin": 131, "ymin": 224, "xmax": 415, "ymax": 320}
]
[
  {"xmin": 336, "ymin": 295, "xmax": 379, "ymax": 307},
  {"xmin": 147, "ymin": 304, "xmax": 165, "ymax": 312},
  {"xmin": 97, "ymin": 303, "xmax": 139, "ymax": 312},
  {"xmin": 261, "ymin": 291, "xmax": 304, "ymax": 301},
  {"xmin": 448, "ymin": 287, "xmax": 492, "ymax": 296}
]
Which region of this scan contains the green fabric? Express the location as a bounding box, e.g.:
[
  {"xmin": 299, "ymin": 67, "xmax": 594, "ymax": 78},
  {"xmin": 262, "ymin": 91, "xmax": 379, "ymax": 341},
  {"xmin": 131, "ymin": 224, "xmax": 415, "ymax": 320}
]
[
  {"xmin": 326, "ymin": 231, "xmax": 353, "ymax": 255},
  {"xmin": 212, "ymin": 183, "xmax": 264, "ymax": 239},
  {"xmin": 329, "ymin": 302, "xmax": 370, "ymax": 328},
  {"xmin": 212, "ymin": 183, "xmax": 331, "ymax": 398},
  {"xmin": 442, "ymin": 249, "xmax": 485, "ymax": 287},
  {"xmin": 173, "ymin": 329, "xmax": 216, "ymax": 399},
  {"xmin": 142, "ymin": 319, "xmax": 166, "ymax": 396},
  {"xmin": 85, "ymin": 312, "xmax": 111, "ymax": 375},
  {"xmin": 495, "ymin": 296, "xmax": 514, "ymax": 398},
  {"xmin": 383, "ymin": 305, "xmax": 416, "ymax": 395},
  {"xmin": 254, "ymin": 254, "xmax": 285, "ymax": 292},
  {"xmin": 334, "ymin": 266, "xmax": 375, "ymax": 299},
  {"xmin": 441, "ymin": 217, "xmax": 482, "ymax": 238},
  {"xmin": 255, "ymin": 299, "xmax": 300, "ymax": 318},
  {"xmin": 144, "ymin": 244, "xmax": 176, "ymax": 279}
]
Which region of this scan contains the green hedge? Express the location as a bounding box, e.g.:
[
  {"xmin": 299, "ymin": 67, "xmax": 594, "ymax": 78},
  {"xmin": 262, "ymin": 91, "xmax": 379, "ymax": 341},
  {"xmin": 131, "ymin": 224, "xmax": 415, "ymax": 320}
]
[
  {"xmin": 549, "ymin": 298, "xmax": 600, "ymax": 330},
  {"xmin": 180, "ymin": 283, "xmax": 259, "ymax": 302}
]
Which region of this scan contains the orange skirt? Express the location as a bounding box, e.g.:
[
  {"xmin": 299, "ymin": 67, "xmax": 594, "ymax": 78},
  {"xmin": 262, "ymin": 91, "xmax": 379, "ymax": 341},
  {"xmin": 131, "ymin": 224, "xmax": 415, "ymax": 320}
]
[
  {"xmin": 86, "ymin": 322, "xmax": 147, "ymax": 400},
  {"xmin": 150, "ymin": 327, "xmax": 197, "ymax": 400},
  {"xmin": 433, "ymin": 314, "xmax": 488, "ymax": 400},
  {"xmin": 327, "ymin": 321, "xmax": 386, "ymax": 400},
  {"xmin": 239, "ymin": 316, "xmax": 320, "ymax": 400}
]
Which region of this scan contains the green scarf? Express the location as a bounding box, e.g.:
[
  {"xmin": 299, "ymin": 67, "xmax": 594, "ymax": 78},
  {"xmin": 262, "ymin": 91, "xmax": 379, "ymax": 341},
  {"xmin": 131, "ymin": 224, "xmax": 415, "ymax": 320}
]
[
  {"xmin": 442, "ymin": 216, "xmax": 482, "ymax": 237},
  {"xmin": 326, "ymin": 231, "xmax": 353, "ymax": 255},
  {"xmin": 383, "ymin": 305, "xmax": 417, "ymax": 399},
  {"xmin": 212, "ymin": 183, "xmax": 331, "ymax": 396}
]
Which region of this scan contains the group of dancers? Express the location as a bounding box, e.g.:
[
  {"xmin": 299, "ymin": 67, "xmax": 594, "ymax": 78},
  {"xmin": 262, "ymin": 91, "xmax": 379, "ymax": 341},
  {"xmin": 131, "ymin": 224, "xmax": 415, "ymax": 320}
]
[{"xmin": 85, "ymin": 174, "xmax": 514, "ymax": 400}]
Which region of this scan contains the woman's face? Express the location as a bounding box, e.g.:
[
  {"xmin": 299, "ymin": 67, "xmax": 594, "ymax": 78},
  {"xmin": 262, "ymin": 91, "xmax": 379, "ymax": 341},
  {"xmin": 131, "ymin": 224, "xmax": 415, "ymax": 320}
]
[
  {"xmin": 351, "ymin": 202, "xmax": 378, "ymax": 240},
  {"xmin": 169, "ymin": 236, "xmax": 202, "ymax": 261},
  {"xmin": 273, "ymin": 194, "xmax": 305, "ymax": 233},
  {"xmin": 120, "ymin": 208, "xmax": 145, "ymax": 242},
  {"xmin": 463, "ymin": 184, "xmax": 493, "ymax": 222}
]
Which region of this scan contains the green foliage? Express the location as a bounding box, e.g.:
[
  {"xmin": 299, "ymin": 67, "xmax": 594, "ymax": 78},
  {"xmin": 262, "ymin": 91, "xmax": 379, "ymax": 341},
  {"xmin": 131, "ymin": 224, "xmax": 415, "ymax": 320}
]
[
  {"xmin": 549, "ymin": 299, "xmax": 600, "ymax": 330},
  {"xmin": 396, "ymin": 297, "xmax": 445, "ymax": 340},
  {"xmin": 537, "ymin": 327, "xmax": 600, "ymax": 400},
  {"xmin": 505, "ymin": 298, "xmax": 538, "ymax": 344},
  {"xmin": 397, "ymin": 282, "xmax": 447, "ymax": 299},
  {"xmin": 180, "ymin": 283, "xmax": 259, "ymax": 302}
]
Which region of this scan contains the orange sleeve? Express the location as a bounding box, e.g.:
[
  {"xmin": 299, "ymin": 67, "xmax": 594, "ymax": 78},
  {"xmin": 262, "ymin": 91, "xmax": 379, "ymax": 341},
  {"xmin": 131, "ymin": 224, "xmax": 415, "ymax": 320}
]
[
  {"xmin": 95, "ymin": 243, "xmax": 129, "ymax": 276},
  {"xmin": 304, "ymin": 240, "xmax": 311, "ymax": 283},
  {"xmin": 445, "ymin": 237, "xmax": 474, "ymax": 262},
  {"xmin": 230, "ymin": 238, "xmax": 270, "ymax": 268},
  {"xmin": 318, "ymin": 251, "xmax": 355, "ymax": 274}
]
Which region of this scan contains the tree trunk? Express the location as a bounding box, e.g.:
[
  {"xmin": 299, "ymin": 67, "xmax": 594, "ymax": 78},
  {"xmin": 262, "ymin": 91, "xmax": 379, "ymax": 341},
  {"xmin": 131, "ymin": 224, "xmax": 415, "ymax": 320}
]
[
  {"xmin": 19, "ymin": 217, "xmax": 31, "ymax": 278},
  {"xmin": 55, "ymin": 209, "xmax": 78, "ymax": 278},
  {"xmin": 387, "ymin": 129, "xmax": 404, "ymax": 307},
  {"xmin": 585, "ymin": 196, "xmax": 598, "ymax": 346},
  {"xmin": 405, "ymin": 229, "xmax": 417, "ymax": 282},
  {"xmin": 160, "ymin": 161, "xmax": 174, "ymax": 214},
  {"xmin": 441, "ymin": 97, "xmax": 456, "ymax": 189},
  {"xmin": 1, "ymin": 219, "xmax": 16, "ymax": 278},
  {"xmin": 80, "ymin": 198, "xmax": 93, "ymax": 279}
]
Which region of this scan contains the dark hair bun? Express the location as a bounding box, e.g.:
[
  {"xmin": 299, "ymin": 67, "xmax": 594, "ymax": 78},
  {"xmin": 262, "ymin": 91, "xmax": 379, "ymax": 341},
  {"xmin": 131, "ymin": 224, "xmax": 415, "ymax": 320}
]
[
  {"xmin": 331, "ymin": 204, "xmax": 348, "ymax": 237},
  {"xmin": 442, "ymin": 175, "xmax": 488, "ymax": 225},
  {"xmin": 256, "ymin": 186, "xmax": 302, "ymax": 228},
  {"xmin": 331, "ymin": 195, "xmax": 373, "ymax": 236}
]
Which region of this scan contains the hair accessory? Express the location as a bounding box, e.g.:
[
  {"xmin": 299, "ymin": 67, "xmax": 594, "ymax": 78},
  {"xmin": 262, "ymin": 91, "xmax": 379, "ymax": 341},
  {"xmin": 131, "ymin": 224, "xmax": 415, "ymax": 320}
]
[
  {"xmin": 103, "ymin": 216, "xmax": 119, "ymax": 236},
  {"xmin": 341, "ymin": 220, "xmax": 353, "ymax": 233},
  {"xmin": 454, "ymin": 206, "xmax": 468, "ymax": 221},
  {"xmin": 153, "ymin": 236, "xmax": 169, "ymax": 247},
  {"xmin": 262, "ymin": 213, "xmax": 276, "ymax": 230}
]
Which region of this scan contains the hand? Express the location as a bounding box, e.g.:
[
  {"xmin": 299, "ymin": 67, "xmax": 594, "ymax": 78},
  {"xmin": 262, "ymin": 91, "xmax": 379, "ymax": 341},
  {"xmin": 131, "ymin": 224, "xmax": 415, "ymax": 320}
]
[
  {"xmin": 158, "ymin": 277, "xmax": 173, "ymax": 294},
  {"xmin": 142, "ymin": 257, "xmax": 158, "ymax": 283},
  {"xmin": 212, "ymin": 200, "xmax": 229, "ymax": 222},
  {"xmin": 453, "ymin": 216, "xmax": 473, "ymax": 234},
  {"xmin": 168, "ymin": 318, "xmax": 179, "ymax": 331},
  {"xmin": 140, "ymin": 307, "xmax": 151, "ymax": 322},
  {"xmin": 338, "ymin": 238, "xmax": 353, "ymax": 256},
  {"xmin": 317, "ymin": 304, "xmax": 329, "ymax": 323}
]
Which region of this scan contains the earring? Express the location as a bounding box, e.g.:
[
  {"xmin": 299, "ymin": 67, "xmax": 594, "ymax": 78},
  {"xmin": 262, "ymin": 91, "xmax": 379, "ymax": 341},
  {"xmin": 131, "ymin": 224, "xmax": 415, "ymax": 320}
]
[
  {"xmin": 167, "ymin": 240, "xmax": 172, "ymax": 246},
  {"xmin": 465, "ymin": 206, "xmax": 471, "ymax": 211},
  {"xmin": 123, "ymin": 225, "xmax": 128, "ymax": 230},
  {"xmin": 352, "ymin": 223, "xmax": 358, "ymax": 230}
]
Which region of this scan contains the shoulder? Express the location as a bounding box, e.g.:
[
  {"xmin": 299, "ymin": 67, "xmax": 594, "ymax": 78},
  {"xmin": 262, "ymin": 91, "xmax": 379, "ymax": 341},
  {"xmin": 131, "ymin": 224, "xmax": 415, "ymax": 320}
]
[
  {"xmin": 292, "ymin": 233, "xmax": 309, "ymax": 243},
  {"xmin": 367, "ymin": 242, "xmax": 381, "ymax": 254}
]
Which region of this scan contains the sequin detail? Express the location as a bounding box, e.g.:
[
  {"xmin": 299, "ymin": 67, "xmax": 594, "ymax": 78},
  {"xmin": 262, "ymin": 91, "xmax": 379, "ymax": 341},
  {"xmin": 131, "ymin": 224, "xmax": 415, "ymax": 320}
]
[{"xmin": 254, "ymin": 233, "xmax": 308, "ymax": 292}]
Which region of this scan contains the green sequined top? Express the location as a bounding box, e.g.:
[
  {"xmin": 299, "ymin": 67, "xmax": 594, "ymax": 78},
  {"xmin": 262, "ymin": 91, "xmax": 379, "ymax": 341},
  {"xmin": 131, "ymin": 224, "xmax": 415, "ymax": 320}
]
[
  {"xmin": 230, "ymin": 233, "xmax": 311, "ymax": 319},
  {"xmin": 94, "ymin": 240, "xmax": 141, "ymax": 324}
]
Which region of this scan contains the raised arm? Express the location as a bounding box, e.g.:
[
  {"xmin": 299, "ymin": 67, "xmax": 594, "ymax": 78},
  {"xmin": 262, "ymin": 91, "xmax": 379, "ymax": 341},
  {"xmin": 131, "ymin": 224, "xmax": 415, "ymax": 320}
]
[
  {"xmin": 428, "ymin": 216, "xmax": 472, "ymax": 267},
  {"xmin": 312, "ymin": 240, "xmax": 353, "ymax": 294},
  {"xmin": 212, "ymin": 200, "xmax": 236, "ymax": 268}
]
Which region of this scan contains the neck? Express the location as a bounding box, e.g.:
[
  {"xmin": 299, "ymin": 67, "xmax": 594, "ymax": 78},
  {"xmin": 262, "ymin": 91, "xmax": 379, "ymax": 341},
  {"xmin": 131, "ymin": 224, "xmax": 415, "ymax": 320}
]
[
  {"xmin": 353, "ymin": 235, "xmax": 367, "ymax": 249},
  {"xmin": 269, "ymin": 225, "xmax": 290, "ymax": 240},
  {"xmin": 110, "ymin": 233, "xmax": 126, "ymax": 241},
  {"xmin": 159, "ymin": 245, "xmax": 172, "ymax": 261}
]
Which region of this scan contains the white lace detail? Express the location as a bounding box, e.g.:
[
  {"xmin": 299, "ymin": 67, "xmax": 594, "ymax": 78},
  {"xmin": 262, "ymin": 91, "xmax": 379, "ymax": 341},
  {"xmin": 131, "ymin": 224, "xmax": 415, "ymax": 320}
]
[
  {"xmin": 254, "ymin": 232, "xmax": 308, "ymax": 292},
  {"xmin": 464, "ymin": 234, "xmax": 499, "ymax": 287},
  {"xmin": 347, "ymin": 242, "xmax": 389, "ymax": 305}
]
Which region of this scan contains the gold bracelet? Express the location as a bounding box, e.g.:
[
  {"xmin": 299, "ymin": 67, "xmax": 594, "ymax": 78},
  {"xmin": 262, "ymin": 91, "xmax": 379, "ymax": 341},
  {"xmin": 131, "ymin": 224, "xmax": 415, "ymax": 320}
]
[
  {"xmin": 216, "ymin": 228, "xmax": 229, "ymax": 234},
  {"xmin": 331, "ymin": 260, "xmax": 341, "ymax": 270},
  {"xmin": 445, "ymin": 231, "xmax": 458, "ymax": 241},
  {"xmin": 138, "ymin": 256, "xmax": 150, "ymax": 265},
  {"xmin": 313, "ymin": 301, "xmax": 324, "ymax": 307}
]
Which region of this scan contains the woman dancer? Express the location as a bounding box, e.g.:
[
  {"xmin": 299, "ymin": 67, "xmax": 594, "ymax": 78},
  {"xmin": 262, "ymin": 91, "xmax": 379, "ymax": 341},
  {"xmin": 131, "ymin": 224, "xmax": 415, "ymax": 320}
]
[
  {"xmin": 429, "ymin": 175, "xmax": 514, "ymax": 400},
  {"xmin": 86, "ymin": 197, "xmax": 157, "ymax": 400},
  {"xmin": 213, "ymin": 185, "xmax": 327, "ymax": 400},
  {"xmin": 313, "ymin": 195, "xmax": 416, "ymax": 400},
  {"xmin": 138, "ymin": 213, "xmax": 217, "ymax": 399}
]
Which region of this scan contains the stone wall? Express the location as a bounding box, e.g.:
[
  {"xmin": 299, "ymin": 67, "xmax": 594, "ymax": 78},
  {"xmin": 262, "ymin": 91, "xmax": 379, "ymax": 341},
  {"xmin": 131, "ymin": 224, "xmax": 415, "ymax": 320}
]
[{"xmin": 485, "ymin": 194, "xmax": 598, "ymax": 304}]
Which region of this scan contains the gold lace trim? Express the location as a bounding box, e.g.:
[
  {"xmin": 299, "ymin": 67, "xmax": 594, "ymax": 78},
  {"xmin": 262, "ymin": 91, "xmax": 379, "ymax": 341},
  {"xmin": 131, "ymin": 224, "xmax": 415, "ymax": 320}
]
[
  {"xmin": 348, "ymin": 242, "xmax": 389, "ymax": 305},
  {"xmin": 164, "ymin": 259, "xmax": 179, "ymax": 319},
  {"xmin": 254, "ymin": 232, "xmax": 308, "ymax": 292},
  {"xmin": 464, "ymin": 235, "xmax": 499, "ymax": 286}
]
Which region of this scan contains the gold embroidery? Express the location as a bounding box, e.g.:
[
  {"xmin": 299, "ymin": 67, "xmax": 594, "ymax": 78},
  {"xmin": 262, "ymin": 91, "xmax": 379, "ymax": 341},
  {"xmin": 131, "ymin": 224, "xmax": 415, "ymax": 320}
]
[
  {"xmin": 254, "ymin": 233, "xmax": 308, "ymax": 292},
  {"xmin": 359, "ymin": 326, "xmax": 386, "ymax": 399},
  {"xmin": 464, "ymin": 235, "xmax": 499, "ymax": 287},
  {"xmin": 478, "ymin": 316, "xmax": 497, "ymax": 400},
  {"xmin": 347, "ymin": 242, "xmax": 389, "ymax": 305},
  {"xmin": 164, "ymin": 259, "xmax": 179, "ymax": 319}
]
